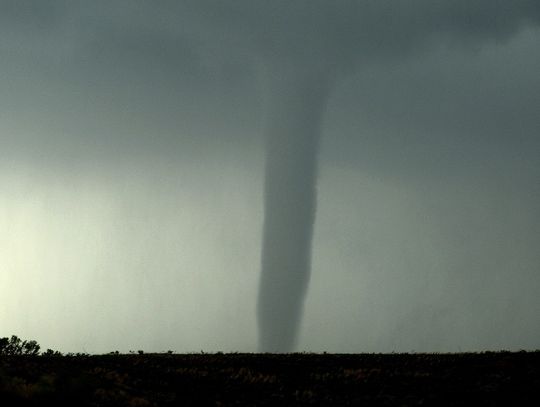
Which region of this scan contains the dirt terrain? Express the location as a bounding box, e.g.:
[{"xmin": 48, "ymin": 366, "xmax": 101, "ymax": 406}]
[{"xmin": 1, "ymin": 351, "xmax": 539, "ymax": 406}]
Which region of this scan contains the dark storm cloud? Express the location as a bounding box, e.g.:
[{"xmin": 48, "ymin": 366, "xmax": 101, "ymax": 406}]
[
  {"xmin": 5, "ymin": 1, "xmax": 540, "ymax": 73},
  {"xmin": 179, "ymin": 0, "xmax": 540, "ymax": 68},
  {"xmin": 3, "ymin": 1, "xmax": 539, "ymax": 124},
  {"xmin": 325, "ymin": 30, "xmax": 540, "ymax": 181},
  {"xmin": 3, "ymin": 1, "xmax": 538, "ymax": 157},
  {"xmin": 1, "ymin": 0, "xmax": 254, "ymax": 169},
  {"xmin": 0, "ymin": 0, "xmax": 64, "ymax": 28}
]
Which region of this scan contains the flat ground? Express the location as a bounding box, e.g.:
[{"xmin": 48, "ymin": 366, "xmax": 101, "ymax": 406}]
[{"xmin": 1, "ymin": 352, "xmax": 539, "ymax": 406}]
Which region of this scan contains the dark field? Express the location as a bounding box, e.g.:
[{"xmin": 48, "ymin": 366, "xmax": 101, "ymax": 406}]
[{"xmin": 1, "ymin": 352, "xmax": 539, "ymax": 406}]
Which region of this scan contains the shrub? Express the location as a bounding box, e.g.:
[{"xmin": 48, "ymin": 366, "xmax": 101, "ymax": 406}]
[
  {"xmin": 23, "ymin": 340, "xmax": 41, "ymax": 356},
  {"xmin": 42, "ymin": 348, "xmax": 63, "ymax": 357},
  {"xmin": 0, "ymin": 337, "xmax": 9, "ymax": 354},
  {"xmin": 0, "ymin": 335, "xmax": 41, "ymax": 356}
]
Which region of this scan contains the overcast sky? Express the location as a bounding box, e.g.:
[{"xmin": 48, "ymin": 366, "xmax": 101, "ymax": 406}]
[{"xmin": 1, "ymin": 1, "xmax": 539, "ymax": 353}]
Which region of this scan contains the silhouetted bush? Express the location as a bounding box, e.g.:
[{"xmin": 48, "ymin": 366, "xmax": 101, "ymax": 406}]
[
  {"xmin": 0, "ymin": 335, "xmax": 41, "ymax": 356},
  {"xmin": 0, "ymin": 337, "xmax": 8, "ymax": 353},
  {"xmin": 42, "ymin": 348, "xmax": 63, "ymax": 357}
]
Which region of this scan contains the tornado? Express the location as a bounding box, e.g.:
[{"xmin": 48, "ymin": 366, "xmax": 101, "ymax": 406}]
[
  {"xmin": 68, "ymin": 0, "xmax": 539, "ymax": 353},
  {"xmin": 257, "ymin": 64, "xmax": 333, "ymax": 352}
]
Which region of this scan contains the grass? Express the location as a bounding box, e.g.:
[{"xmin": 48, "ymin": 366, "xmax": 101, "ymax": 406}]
[{"xmin": 1, "ymin": 351, "xmax": 539, "ymax": 405}]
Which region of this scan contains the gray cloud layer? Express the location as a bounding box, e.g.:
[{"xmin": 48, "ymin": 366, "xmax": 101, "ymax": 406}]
[{"xmin": 3, "ymin": 1, "xmax": 539, "ymax": 157}]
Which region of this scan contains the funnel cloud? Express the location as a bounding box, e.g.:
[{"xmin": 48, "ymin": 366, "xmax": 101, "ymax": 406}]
[
  {"xmin": 209, "ymin": 0, "xmax": 540, "ymax": 352},
  {"xmin": 258, "ymin": 64, "xmax": 333, "ymax": 351}
]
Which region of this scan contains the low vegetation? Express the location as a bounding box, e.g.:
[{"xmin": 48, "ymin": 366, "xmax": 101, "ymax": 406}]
[
  {"xmin": 0, "ymin": 336, "xmax": 41, "ymax": 356},
  {"xmin": 1, "ymin": 335, "xmax": 539, "ymax": 406}
]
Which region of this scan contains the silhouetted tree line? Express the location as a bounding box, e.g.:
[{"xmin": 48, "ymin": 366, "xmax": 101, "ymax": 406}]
[
  {"xmin": 0, "ymin": 335, "xmax": 61, "ymax": 356},
  {"xmin": 1, "ymin": 335, "xmax": 176, "ymax": 357}
]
